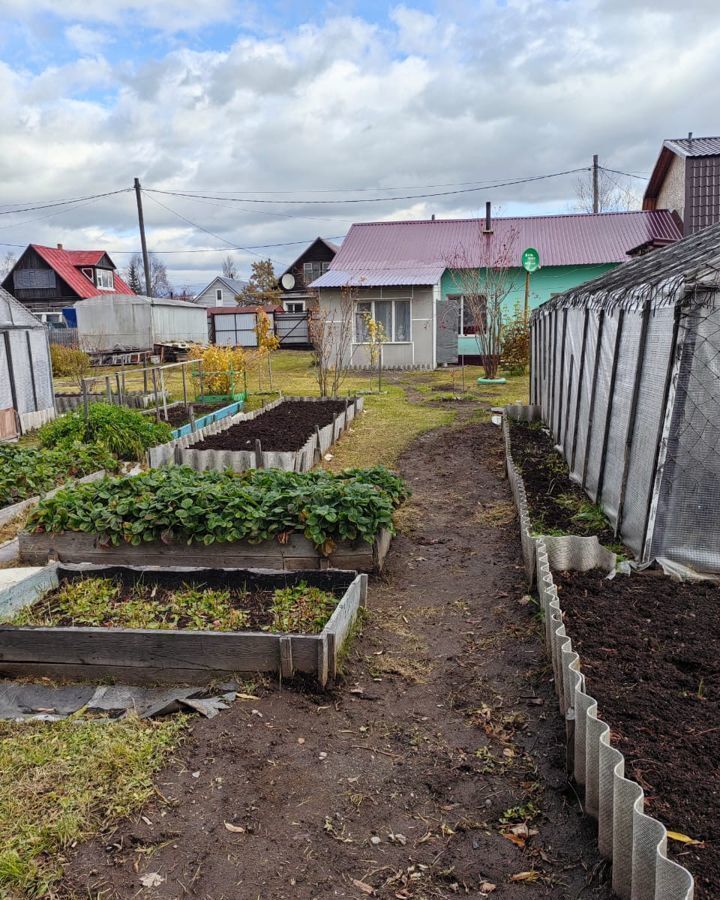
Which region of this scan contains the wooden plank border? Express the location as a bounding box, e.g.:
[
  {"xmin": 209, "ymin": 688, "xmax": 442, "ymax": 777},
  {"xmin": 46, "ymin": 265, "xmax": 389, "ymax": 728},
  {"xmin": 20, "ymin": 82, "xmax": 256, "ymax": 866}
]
[{"xmin": 0, "ymin": 565, "xmax": 367, "ymax": 687}]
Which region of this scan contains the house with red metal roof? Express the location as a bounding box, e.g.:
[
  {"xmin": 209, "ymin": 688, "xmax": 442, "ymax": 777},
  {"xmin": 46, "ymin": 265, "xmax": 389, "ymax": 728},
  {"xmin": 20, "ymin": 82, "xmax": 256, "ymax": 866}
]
[
  {"xmin": 309, "ymin": 208, "xmax": 682, "ymax": 367},
  {"xmin": 2, "ymin": 243, "xmax": 134, "ymax": 315}
]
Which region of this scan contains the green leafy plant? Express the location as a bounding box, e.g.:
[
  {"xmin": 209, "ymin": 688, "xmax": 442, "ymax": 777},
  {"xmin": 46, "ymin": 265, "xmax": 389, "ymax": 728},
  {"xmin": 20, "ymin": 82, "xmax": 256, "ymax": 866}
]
[
  {"xmin": 268, "ymin": 582, "xmax": 337, "ymax": 634},
  {"xmin": 501, "ymin": 303, "xmax": 531, "ymax": 375},
  {"xmin": 38, "ymin": 403, "xmax": 172, "ymax": 461},
  {"xmin": 27, "ymin": 466, "xmax": 408, "ymax": 553},
  {"xmin": 0, "ymin": 443, "xmax": 116, "ymax": 510}
]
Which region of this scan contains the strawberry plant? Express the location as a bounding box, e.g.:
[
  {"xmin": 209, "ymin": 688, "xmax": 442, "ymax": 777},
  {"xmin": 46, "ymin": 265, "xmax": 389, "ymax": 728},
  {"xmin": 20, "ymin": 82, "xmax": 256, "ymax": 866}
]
[
  {"xmin": 27, "ymin": 466, "xmax": 408, "ymax": 553},
  {"xmin": 0, "ymin": 443, "xmax": 117, "ymax": 510}
]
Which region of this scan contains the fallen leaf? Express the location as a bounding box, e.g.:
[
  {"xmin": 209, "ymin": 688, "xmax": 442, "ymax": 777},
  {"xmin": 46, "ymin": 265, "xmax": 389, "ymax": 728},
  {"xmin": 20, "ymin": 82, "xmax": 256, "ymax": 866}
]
[
  {"xmin": 388, "ymin": 831, "xmax": 407, "ymax": 846},
  {"xmin": 667, "ymin": 831, "xmax": 703, "ymax": 846},
  {"xmin": 480, "ymin": 883, "xmax": 497, "ymax": 894},
  {"xmin": 224, "ymin": 822, "xmax": 245, "ymax": 833},
  {"xmin": 502, "ymin": 833, "xmax": 526, "ymax": 848},
  {"xmin": 236, "ymin": 693, "xmax": 257, "ymax": 700},
  {"xmin": 511, "ymin": 871, "xmax": 540, "ymax": 882},
  {"xmin": 510, "ymin": 823, "xmax": 529, "ymax": 838},
  {"xmin": 297, "ymin": 737, "xmax": 305, "ymax": 744},
  {"xmin": 139, "ymin": 872, "xmax": 165, "ymax": 888},
  {"xmin": 351, "ymin": 877, "xmax": 375, "ymax": 895}
]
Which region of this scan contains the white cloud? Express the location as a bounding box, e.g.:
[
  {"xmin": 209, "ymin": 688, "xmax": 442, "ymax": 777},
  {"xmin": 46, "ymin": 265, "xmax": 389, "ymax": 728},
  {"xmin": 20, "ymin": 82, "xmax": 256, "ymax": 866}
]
[{"xmin": 0, "ymin": 1, "xmax": 719, "ymax": 289}]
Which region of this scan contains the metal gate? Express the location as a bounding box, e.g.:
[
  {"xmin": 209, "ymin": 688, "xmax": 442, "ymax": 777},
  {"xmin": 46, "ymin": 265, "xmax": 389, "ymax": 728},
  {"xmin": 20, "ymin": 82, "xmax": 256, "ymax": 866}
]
[{"xmin": 275, "ymin": 311, "xmax": 310, "ymax": 347}]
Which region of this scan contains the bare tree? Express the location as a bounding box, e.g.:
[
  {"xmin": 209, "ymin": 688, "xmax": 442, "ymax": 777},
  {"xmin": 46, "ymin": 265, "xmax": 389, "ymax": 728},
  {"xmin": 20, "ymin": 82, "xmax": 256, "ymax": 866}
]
[
  {"xmin": 126, "ymin": 253, "xmax": 173, "ymax": 296},
  {"xmin": 0, "ymin": 251, "xmax": 17, "ymax": 281},
  {"xmin": 308, "ymin": 286, "xmax": 354, "ymax": 397},
  {"xmin": 222, "ymin": 254, "xmax": 237, "ymax": 279},
  {"xmin": 445, "ymin": 225, "xmax": 520, "ymax": 380},
  {"xmin": 572, "ymin": 169, "xmax": 641, "ymax": 213}
]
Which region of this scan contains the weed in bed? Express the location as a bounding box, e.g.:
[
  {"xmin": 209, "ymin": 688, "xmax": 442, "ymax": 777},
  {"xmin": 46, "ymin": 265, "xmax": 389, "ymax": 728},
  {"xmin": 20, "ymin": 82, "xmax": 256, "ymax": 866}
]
[
  {"xmin": 0, "ymin": 715, "xmax": 185, "ymax": 898},
  {"xmin": 268, "ymin": 582, "xmax": 337, "ymax": 634}
]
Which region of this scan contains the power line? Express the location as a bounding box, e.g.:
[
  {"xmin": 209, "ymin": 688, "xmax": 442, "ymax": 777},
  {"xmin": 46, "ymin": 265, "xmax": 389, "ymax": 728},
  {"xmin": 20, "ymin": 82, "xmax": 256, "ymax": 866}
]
[
  {"xmin": 600, "ymin": 166, "xmax": 648, "ymax": 181},
  {"xmin": 0, "ymin": 188, "xmax": 133, "ymax": 217},
  {"xmin": 145, "ymin": 168, "xmax": 589, "ymax": 206},
  {"xmin": 0, "ymin": 235, "xmax": 346, "ymax": 254}
]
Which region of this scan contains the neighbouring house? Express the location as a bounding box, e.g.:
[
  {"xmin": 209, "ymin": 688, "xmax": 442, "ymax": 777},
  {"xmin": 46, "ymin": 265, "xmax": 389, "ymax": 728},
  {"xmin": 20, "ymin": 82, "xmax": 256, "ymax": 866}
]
[
  {"xmin": 194, "ymin": 275, "xmax": 248, "ymax": 308},
  {"xmin": 208, "ymin": 304, "xmax": 283, "ymax": 347},
  {"xmin": 309, "ymin": 209, "xmax": 682, "ymax": 368},
  {"xmin": 74, "ymin": 294, "xmax": 209, "ymax": 352},
  {"xmin": 643, "ymin": 134, "xmax": 720, "ymax": 236},
  {"xmin": 2, "ymin": 244, "xmax": 134, "ymax": 315},
  {"xmin": 277, "ymin": 237, "xmax": 338, "ymax": 312},
  {"xmin": 0, "ymin": 287, "xmax": 55, "ymax": 439}
]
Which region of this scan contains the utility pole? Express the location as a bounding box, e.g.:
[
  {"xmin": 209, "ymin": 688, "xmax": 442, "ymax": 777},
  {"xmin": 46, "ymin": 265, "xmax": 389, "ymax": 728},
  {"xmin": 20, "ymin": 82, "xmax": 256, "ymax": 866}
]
[
  {"xmin": 134, "ymin": 177, "xmax": 153, "ymax": 296},
  {"xmin": 592, "ymin": 154, "xmax": 599, "ymax": 214}
]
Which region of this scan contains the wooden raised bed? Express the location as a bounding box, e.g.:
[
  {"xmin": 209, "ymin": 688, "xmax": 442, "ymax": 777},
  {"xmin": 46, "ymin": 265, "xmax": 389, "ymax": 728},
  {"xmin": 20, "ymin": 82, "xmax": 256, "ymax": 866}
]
[
  {"xmin": 0, "ymin": 564, "xmax": 368, "ymax": 685},
  {"xmin": 18, "ymin": 527, "xmax": 392, "ymax": 573},
  {"xmin": 148, "ymin": 396, "xmax": 363, "ymax": 471}
]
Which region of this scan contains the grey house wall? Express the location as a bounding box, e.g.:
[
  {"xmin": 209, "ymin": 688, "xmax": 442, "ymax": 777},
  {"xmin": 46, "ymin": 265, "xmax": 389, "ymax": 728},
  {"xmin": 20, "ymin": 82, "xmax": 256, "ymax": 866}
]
[
  {"xmin": 195, "ymin": 278, "xmax": 239, "ymax": 308},
  {"xmin": 317, "ymin": 285, "xmax": 435, "ymax": 369},
  {"xmin": 656, "ymin": 154, "xmax": 686, "ymax": 224}
]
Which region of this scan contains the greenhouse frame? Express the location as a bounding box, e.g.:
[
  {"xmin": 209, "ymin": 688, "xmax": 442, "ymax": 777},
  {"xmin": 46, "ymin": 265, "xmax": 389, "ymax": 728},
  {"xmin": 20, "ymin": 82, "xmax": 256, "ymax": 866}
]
[{"xmin": 531, "ymin": 221, "xmax": 720, "ymax": 574}]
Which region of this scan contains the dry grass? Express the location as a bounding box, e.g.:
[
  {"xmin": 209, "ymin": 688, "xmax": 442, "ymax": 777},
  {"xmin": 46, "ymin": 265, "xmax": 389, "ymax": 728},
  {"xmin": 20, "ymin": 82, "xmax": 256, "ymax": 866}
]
[{"xmin": 473, "ymin": 500, "xmax": 516, "ymax": 527}]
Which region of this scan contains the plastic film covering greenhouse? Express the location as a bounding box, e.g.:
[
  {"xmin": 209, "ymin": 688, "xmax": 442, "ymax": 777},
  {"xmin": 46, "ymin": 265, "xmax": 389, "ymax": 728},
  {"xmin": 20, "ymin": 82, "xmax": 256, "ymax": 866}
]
[{"xmin": 530, "ymin": 221, "xmax": 720, "ymax": 575}]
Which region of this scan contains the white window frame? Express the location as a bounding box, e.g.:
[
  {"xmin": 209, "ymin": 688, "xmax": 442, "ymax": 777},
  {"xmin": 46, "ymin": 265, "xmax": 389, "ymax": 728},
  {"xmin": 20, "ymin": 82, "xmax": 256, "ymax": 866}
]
[
  {"xmin": 284, "ymin": 300, "xmax": 305, "ymax": 313},
  {"xmin": 353, "ymin": 298, "xmax": 412, "ymax": 344},
  {"xmin": 95, "ymin": 268, "xmax": 114, "ymax": 291},
  {"xmin": 216, "ymin": 288, "xmax": 224, "ymax": 305},
  {"xmin": 448, "ymin": 293, "xmax": 485, "ymax": 336}
]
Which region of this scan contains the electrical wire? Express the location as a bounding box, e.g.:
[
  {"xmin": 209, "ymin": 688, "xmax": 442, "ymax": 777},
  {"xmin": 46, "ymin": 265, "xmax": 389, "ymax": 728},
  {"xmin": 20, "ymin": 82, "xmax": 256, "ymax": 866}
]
[
  {"xmin": 599, "ymin": 166, "xmax": 648, "ymax": 181},
  {"xmin": 145, "ymin": 168, "xmax": 589, "ymax": 206},
  {"xmin": 0, "ymin": 188, "xmax": 133, "ymax": 216}
]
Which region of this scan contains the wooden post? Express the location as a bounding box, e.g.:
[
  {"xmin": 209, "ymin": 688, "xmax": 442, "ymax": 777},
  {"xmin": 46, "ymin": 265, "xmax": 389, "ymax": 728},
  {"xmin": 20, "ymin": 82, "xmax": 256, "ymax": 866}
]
[
  {"xmin": 524, "ymin": 270, "xmax": 530, "ymax": 323},
  {"xmin": 151, "ymin": 368, "xmax": 161, "ymax": 423},
  {"xmin": 82, "ymin": 378, "xmax": 89, "ymax": 420},
  {"xmin": 181, "ymin": 364, "xmax": 188, "ymax": 408},
  {"xmin": 105, "ymin": 376, "xmax": 112, "ymax": 404},
  {"xmin": 143, "ymin": 366, "xmax": 148, "ymax": 394},
  {"xmin": 199, "ymin": 364, "xmax": 205, "ymax": 401},
  {"xmin": 314, "ymin": 423, "xmax": 322, "ymax": 464},
  {"xmin": 159, "ymin": 368, "xmax": 168, "ymax": 420},
  {"xmin": 279, "ymin": 636, "xmax": 293, "ymax": 679},
  {"xmin": 121, "ymin": 366, "xmax": 126, "ymax": 403},
  {"xmin": 189, "ymin": 405, "xmax": 196, "ymax": 432},
  {"xmin": 255, "ymin": 439, "xmax": 263, "ymax": 469},
  {"xmin": 115, "ymin": 373, "xmax": 122, "ymax": 406}
]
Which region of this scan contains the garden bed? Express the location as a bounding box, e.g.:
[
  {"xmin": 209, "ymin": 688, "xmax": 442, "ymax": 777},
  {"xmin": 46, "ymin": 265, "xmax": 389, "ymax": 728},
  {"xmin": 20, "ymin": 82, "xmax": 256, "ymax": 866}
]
[
  {"xmin": 555, "ymin": 568, "xmax": 717, "ymax": 898},
  {"xmin": 0, "ymin": 565, "xmax": 366, "ymax": 685},
  {"xmin": 509, "ymin": 418, "xmax": 618, "ymax": 548},
  {"xmin": 149, "ymin": 396, "xmax": 363, "ymax": 470},
  {"xmin": 19, "ymin": 465, "xmax": 405, "ymax": 572}
]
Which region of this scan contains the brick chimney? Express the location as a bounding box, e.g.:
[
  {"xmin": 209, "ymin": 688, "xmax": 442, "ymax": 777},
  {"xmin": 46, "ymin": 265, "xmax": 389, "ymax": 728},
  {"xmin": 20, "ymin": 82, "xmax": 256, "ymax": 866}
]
[{"xmin": 57, "ymin": 243, "xmax": 63, "ymax": 250}]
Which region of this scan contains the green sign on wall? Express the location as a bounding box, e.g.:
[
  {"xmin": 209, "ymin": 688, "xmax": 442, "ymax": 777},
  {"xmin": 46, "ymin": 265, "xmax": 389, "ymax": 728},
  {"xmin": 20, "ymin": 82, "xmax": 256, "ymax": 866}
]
[{"xmin": 522, "ymin": 247, "xmax": 540, "ymax": 272}]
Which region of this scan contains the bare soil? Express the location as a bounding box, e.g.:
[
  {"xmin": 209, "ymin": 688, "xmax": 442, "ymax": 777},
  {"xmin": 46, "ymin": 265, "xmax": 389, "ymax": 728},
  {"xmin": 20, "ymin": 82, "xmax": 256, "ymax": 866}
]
[
  {"xmin": 194, "ymin": 400, "xmax": 348, "ymax": 452},
  {"xmin": 156, "ymin": 403, "xmax": 229, "ymax": 430},
  {"xmin": 509, "ymin": 421, "xmax": 616, "ymax": 546},
  {"xmin": 555, "ymin": 568, "xmax": 720, "ymax": 898},
  {"xmin": 60, "ymin": 422, "xmax": 612, "ymax": 899}
]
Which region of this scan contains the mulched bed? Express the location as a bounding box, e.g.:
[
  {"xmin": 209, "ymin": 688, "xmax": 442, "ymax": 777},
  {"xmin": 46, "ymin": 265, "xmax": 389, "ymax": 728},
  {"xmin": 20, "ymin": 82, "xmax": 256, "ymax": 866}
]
[
  {"xmin": 193, "ymin": 399, "xmax": 348, "ymax": 452},
  {"xmin": 509, "ymin": 420, "xmax": 617, "ymax": 546},
  {"xmin": 555, "ymin": 568, "xmax": 720, "ymax": 898},
  {"xmin": 152, "ymin": 403, "xmax": 228, "ymax": 430}
]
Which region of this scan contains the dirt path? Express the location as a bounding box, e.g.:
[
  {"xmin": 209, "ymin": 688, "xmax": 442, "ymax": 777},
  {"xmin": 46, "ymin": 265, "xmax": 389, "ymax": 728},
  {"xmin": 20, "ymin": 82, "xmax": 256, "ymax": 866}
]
[{"xmin": 62, "ymin": 422, "xmax": 611, "ymax": 900}]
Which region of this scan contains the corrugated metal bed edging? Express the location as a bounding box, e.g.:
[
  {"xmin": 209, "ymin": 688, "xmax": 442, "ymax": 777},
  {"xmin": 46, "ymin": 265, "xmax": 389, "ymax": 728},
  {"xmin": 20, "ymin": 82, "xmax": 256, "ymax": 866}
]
[{"xmin": 502, "ymin": 404, "xmax": 694, "ymax": 900}]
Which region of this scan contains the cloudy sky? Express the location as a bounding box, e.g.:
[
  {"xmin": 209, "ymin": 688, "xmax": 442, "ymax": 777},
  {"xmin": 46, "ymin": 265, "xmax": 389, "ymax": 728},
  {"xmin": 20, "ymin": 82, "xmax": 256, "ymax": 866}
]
[{"xmin": 0, "ymin": 0, "xmax": 717, "ymax": 291}]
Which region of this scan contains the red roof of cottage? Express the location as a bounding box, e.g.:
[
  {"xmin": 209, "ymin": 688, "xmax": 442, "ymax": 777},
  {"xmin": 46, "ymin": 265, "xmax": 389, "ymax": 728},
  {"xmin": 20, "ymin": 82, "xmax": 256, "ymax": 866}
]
[
  {"xmin": 31, "ymin": 244, "xmax": 133, "ymax": 297},
  {"xmin": 310, "ymin": 210, "xmax": 682, "ymax": 287}
]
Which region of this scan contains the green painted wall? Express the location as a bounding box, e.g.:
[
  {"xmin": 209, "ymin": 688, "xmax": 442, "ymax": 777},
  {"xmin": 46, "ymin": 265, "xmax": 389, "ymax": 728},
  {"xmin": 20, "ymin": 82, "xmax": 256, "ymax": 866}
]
[{"xmin": 441, "ymin": 263, "xmax": 616, "ymax": 355}]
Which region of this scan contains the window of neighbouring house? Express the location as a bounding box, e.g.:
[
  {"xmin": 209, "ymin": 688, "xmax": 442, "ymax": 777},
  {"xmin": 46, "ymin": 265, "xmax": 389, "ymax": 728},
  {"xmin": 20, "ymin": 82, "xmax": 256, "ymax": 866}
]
[
  {"xmin": 303, "ymin": 261, "xmax": 330, "ymax": 283},
  {"xmin": 284, "ymin": 300, "xmax": 305, "ymax": 313},
  {"xmin": 216, "ymin": 288, "xmax": 223, "ymax": 304},
  {"xmin": 354, "ymin": 299, "xmax": 412, "ymax": 343},
  {"xmin": 449, "ymin": 294, "xmax": 485, "ymax": 335},
  {"xmin": 95, "ymin": 268, "xmax": 114, "ymax": 290}
]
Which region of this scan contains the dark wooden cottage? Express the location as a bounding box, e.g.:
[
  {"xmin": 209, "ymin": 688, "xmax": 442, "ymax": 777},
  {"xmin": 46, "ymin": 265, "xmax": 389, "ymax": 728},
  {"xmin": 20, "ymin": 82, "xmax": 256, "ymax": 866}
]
[{"xmin": 277, "ymin": 237, "xmax": 338, "ymax": 312}]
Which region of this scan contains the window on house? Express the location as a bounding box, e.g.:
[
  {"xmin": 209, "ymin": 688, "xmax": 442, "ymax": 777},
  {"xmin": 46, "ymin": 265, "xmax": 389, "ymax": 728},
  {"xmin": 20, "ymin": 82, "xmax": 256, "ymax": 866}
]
[
  {"xmin": 354, "ymin": 299, "xmax": 412, "ymax": 343},
  {"xmin": 95, "ymin": 268, "xmax": 114, "ymax": 290},
  {"xmin": 216, "ymin": 288, "xmax": 224, "ymax": 305},
  {"xmin": 284, "ymin": 300, "xmax": 305, "ymax": 313},
  {"xmin": 449, "ymin": 294, "xmax": 486, "ymax": 335},
  {"xmin": 303, "ymin": 261, "xmax": 330, "ymax": 283}
]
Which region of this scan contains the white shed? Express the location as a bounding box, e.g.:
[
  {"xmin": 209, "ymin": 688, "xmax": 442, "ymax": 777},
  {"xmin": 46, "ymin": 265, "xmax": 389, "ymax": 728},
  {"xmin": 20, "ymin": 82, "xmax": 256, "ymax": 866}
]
[
  {"xmin": 0, "ymin": 287, "xmax": 55, "ymax": 439},
  {"xmin": 75, "ymin": 294, "xmax": 209, "ymax": 351}
]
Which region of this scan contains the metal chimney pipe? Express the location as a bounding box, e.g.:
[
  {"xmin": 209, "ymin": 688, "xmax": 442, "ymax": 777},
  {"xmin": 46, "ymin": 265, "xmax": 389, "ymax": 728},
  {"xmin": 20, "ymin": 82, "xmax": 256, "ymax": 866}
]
[{"xmin": 484, "ymin": 201, "xmax": 492, "ymax": 233}]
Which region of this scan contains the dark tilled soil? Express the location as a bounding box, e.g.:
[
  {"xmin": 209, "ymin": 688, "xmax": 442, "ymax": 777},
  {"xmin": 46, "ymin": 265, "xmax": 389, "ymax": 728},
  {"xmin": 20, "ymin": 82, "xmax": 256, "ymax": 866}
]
[
  {"xmin": 556, "ymin": 569, "xmax": 720, "ymax": 898},
  {"xmin": 509, "ymin": 421, "xmax": 616, "ymax": 546},
  {"xmin": 194, "ymin": 400, "xmax": 348, "ymax": 452},
  {"xmin": 60, "ymin": 423, "xmax": 611, "ymax": 899},
  {"xmin": 157, "ymin": 404, "xmax": 229, "ymax": 430}
]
